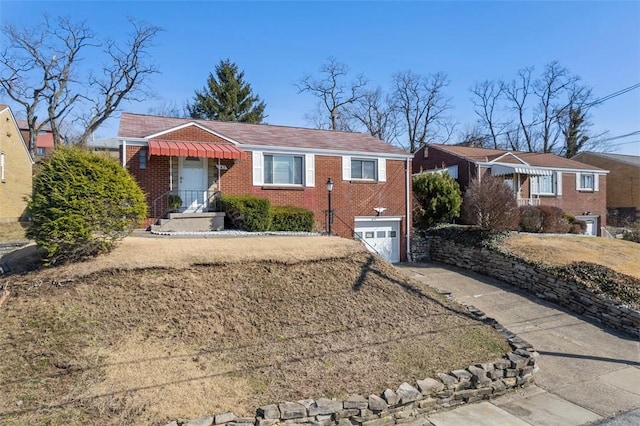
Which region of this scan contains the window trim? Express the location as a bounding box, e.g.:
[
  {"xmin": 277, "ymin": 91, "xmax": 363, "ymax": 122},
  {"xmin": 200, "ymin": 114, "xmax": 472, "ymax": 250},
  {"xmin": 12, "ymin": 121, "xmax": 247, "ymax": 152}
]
[
  {"xmin": 577, "ymin": 172, "xmax": 595, "ymax": 191},
  {"xmin": 350, "ymin": 158, "xmax": 378, "ymax": 181},
  {"xmin": 532, "ymin": 174, "xmax": 556, "ymax": 196},
  {"xmin": 342, "ymin": 156, "xmax": 386, "ymax": 182},
  {"xmin": 263, "ymin": 153, "xmax": 305, "ymax": 186}
]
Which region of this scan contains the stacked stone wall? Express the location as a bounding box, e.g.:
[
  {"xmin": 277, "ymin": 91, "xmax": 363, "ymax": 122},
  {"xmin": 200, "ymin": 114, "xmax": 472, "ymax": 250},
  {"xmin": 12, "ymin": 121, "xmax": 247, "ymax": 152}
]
[
  {"xmin": 165, "ymin": 326, "xmax": 538, "ymax": 426},
  {"xmin": 411, "ymin": 234, "xmax": 640, "ymax": 338}
]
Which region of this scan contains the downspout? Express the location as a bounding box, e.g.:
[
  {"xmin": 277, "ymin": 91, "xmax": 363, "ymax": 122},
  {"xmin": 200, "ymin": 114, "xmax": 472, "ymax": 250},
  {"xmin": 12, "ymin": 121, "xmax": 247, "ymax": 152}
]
[
  {"xmin": 121, "ymin": 140, "xmax": 127, "ymax": 167},
  {"xmin": 405, "ymin": 158, "xmax": 412, "ymax": 262}
]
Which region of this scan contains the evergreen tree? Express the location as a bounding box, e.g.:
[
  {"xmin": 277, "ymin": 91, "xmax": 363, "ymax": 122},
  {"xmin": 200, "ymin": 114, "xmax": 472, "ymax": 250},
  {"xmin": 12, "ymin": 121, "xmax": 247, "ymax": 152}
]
[
  {"xmin": 563, "ymin": 107, "xmax": 590, "ymax": 158},
  {"xmin": 188, "ymin": 59, "xmax": 266, "ymax": 123},
  {"xmin": 27, "ymin": 147, "xmax": 147, "ymax": 265},
  {"xmin": 412, "ymin": 171, "xmax": 462, "ymax": 229}
]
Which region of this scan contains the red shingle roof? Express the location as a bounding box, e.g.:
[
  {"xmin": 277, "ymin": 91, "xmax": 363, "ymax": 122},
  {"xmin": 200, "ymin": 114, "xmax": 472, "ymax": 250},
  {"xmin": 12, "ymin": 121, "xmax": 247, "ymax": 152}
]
[
  {"xmin": 118, "ymin": 113, "xmax": 410, "ymax": 157},
  {"xmin": 429, "ymin": 143, "xmax": 604, "ymax": 171}
]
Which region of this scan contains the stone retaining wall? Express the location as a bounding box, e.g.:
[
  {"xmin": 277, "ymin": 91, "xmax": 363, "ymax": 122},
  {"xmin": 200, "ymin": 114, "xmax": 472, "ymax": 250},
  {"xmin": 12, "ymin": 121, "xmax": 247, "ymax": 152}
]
[
  {"xmin": 0, "ymin": 242, "xmax": 29, "ymax": 257},
  {"xmin": 165, "ymin": 312, "xmax": 539, "ymax": 426},
  {"xmin": 411, "ymin": 233, "xmax": 640, "ymax": 338}
]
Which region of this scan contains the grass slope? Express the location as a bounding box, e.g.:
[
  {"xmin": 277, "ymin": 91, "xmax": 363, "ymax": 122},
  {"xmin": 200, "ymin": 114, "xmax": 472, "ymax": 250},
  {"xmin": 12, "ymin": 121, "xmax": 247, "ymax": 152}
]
[
  {"xmin": 501, "ymin": 233, "xmax": 640, "ymax": 279},
  {"xmin": 0, "ymin": 237, "xmax": 510, "ymax": 426}
]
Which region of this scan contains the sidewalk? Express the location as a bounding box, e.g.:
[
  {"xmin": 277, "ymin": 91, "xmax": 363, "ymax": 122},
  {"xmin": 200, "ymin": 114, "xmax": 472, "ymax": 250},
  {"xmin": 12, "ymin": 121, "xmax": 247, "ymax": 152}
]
[{"xmin": 395, "ymin": 262, "xmax": 640, "ymax": 426}]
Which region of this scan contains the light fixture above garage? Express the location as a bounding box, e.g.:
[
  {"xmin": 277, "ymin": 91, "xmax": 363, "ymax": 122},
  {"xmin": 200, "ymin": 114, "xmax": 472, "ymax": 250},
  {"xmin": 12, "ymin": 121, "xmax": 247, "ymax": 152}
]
[{"xmin": 373, "ymin": 207, "xmax": 386, "ymax": 216}]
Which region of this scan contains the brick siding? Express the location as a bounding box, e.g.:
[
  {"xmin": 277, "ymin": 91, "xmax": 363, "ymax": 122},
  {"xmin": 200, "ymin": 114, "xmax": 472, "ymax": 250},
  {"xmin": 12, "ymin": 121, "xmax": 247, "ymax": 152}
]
[
  {"xmin": 127, "ymin": 150, "xmax": 410, "ymax": 260},
  {"xmin": 413, "ymin": 146, "xmax": 607, "ymax": 230}
]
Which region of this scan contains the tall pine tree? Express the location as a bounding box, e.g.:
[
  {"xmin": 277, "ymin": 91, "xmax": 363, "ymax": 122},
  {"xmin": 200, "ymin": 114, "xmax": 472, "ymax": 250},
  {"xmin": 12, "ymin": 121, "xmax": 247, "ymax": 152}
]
[{"xmin": 188, "ymin": 59, "xmax": 266, "ymax": 123}]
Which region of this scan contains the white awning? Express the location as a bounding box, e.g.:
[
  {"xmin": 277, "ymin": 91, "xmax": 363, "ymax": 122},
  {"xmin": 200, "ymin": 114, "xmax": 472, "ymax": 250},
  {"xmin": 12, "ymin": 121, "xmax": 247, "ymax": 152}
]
[{"xmin": 491, "ymin": 164, "xmax": 553, "ymax": 176}]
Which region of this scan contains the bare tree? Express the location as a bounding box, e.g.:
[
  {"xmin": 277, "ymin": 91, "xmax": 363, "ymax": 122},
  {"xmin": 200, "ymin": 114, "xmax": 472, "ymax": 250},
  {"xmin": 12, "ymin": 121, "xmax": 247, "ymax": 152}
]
[
  {"xmin": 297, "ymin": 57, "xmax": 368, "ymax": 131},
  {"xmin": 470, "ymin": 80, "xmax": 507, "ymax": 149},
  {"xmin": 0, "ymin": 15, "xmax": 160, "ymax": 155},
  {"xmin": 346, "ymin": 87, "xmax": 399, "ymax": 143},
  {"xmin": 147, "ymin": 100, "xmax": 189, "ymax": 118},
  {"xmin": 502, "ymin": 67, "xmax": 535, "ymax": 152},
  {"xmin": 480, "ymin": 62, "xmax": 596, "ymax": 155},
  {"xmin": 391, "ymin": 71, "xmax": 453, "ymax": 153}
]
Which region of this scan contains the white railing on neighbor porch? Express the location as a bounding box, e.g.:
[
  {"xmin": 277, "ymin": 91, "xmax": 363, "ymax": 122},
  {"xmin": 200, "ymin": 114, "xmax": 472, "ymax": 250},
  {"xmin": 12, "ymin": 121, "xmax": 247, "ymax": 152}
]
[{"xmin": 517, "ymin": 197, "xmax": 541, "ymax": 207}]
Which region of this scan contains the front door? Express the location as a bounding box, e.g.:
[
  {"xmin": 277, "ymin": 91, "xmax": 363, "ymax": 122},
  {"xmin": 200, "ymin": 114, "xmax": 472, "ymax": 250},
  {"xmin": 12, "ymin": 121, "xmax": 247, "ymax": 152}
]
[{"xmin": 179, "ymin": 157, "xmax": 207, "ymax": 212}]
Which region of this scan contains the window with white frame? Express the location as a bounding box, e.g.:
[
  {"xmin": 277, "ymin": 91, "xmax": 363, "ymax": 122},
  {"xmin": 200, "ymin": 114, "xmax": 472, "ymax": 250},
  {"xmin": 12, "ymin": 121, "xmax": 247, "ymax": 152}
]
[
  {"xmin": 532, "ymin": 174, "xmax": 555, "ymax": 195},
  {"xmin": 351, "ymin": 158, "xmax": 377, "ymax": 180},
  {"xmin": 578, "ymin": 173, "xmax": 594, "ymax": 190},
  {"xmin": 0, "ymin": 152, "xmax": 4, "ymax": 181},
  {"xmin": 264, "ymin": 154, "xmax": 303, "ymax": 185}
]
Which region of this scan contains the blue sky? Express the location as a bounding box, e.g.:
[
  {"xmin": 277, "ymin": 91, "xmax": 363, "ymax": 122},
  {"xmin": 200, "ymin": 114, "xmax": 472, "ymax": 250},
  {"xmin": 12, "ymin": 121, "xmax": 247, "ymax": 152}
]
[{"xmin": 1, "ymin": 1, "xmax": 639, "ymax": 154}]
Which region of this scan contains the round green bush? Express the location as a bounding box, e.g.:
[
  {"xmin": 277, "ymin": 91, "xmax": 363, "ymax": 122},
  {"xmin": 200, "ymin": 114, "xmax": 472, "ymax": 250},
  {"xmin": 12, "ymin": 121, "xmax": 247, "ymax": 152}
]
[
  {"xmin": 26, "ymin": 147, "xmax": 147, "ymax": 265},
  {"xmin": 413, "ymin": 171, "xmax": 462, "ymax": 229}
]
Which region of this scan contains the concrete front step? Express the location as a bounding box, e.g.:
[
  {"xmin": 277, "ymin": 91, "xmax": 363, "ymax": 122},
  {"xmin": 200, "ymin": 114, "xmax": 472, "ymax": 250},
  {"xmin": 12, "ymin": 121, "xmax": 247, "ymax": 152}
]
[{"xmin": 153, "ymin": 212, "xmax": 226, "ymax": 232}]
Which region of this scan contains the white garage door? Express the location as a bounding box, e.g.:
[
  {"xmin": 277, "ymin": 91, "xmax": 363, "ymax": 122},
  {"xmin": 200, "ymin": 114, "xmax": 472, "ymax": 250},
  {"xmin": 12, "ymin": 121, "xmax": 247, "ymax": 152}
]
[{"xmin": 354, "ymin": 218, "xmax": 401, "ymax": 263}]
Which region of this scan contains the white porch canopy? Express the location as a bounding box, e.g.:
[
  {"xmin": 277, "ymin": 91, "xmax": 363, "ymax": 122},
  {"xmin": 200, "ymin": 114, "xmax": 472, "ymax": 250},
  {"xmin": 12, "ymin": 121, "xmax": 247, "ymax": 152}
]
[{"xmin": 491, "ymin": 164, "xmax": 553, "ymax": 176}]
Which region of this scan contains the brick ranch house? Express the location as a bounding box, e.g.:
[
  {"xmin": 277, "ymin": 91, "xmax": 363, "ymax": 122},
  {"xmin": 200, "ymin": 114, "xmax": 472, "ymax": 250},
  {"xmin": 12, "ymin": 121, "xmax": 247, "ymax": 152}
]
[
  {"xmin": 109, "ymin": 112, "xmax": 413, "ymax": 262},
  {"xmin": 413, "ymin": 143, "xmax": 609, "ymax": 236}
]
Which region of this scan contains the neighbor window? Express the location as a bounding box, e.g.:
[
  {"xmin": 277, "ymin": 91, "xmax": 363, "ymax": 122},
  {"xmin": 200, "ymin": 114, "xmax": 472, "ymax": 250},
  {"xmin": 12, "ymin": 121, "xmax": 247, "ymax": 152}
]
[
  {"xmin": 264, "ymin": 154, "xmax": 303, "ymax": 185},
  {"xmin": 579, "ymin": 173, "xmax": 594, "ymax": 190},
  {"xmin": 351, "ymin": 158, "xmax": 377, "ymax": 180},
  {"xmin": 532, "ymin": 174, "xmax": 555, "ymax": 195},
  {"xmin": 36, "ymin": 147, "xmax": 46, "ymax": 156}
]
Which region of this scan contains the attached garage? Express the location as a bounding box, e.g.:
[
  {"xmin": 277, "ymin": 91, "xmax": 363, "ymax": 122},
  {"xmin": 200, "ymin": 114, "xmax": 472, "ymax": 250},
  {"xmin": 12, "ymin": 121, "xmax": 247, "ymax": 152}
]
[{"xmin": 354, "ymin": 217, "xmax": 402, "ymax": 263}]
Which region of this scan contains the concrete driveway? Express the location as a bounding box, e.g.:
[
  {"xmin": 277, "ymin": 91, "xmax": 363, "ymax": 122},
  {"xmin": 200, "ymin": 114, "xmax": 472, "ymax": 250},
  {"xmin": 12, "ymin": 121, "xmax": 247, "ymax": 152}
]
[{"xmin": 395, "ymin": 262, "xmax": 640, "ymax": 426}]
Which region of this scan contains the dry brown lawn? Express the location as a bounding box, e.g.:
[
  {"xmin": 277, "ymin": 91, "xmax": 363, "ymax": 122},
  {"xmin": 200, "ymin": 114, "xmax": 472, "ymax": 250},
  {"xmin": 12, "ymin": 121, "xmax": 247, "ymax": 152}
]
[
  {"xmin": 501, "ymin": 233, "xmax": 640, "ymax": 279},
  {"xmin": 0, "ymin": 222, "xmax": 29, "ymax": 243},
  {"xmin": 0, "ymin": 235, "xmax": 510, "ymax": 426}
]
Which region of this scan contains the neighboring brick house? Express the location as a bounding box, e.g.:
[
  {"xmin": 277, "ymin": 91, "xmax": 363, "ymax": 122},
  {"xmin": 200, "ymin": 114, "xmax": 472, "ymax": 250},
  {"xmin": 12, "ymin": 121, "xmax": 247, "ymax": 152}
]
[
  {"xmin": 17, "ymin": 120, "xmax": 54, "ymax": 160},
  {"xmin": 413, "ymin": 143, "xmax": 609, "ymax": 236},
  {"xmin": 0, "ymin": 105, "xmax": 34, "ymax": 222},
  {"xmin": 114, "ymin": 112, "xmax": 413, "ymax": 262},
  {"xmin": 572, "ymin": 152, "xmax": 640, "ymax": 225}
]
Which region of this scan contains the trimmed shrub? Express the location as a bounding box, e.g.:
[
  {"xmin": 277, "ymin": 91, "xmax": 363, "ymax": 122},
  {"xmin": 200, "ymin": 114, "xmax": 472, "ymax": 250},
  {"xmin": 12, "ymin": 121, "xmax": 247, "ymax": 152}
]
[
  {"xmin": 519, "ymin": 205, "xmax": 543, "ymax": 233},
  {"xmin": 563, "ymin": 213, "xmax": 587, "ymax": 234},
  {"xmin": 221, "ymin": 195, "xmax": 271, "ymax": 232},
  {"xmin": 412, "ymin": 171, "xmax": 462, "ymax": 229},
  {"xmin": 539, "ymin": 206, "xmax": 569, "ymax": 233},
  {"xmin": 270, "ymin": 205, "xmax": 314, "ymax": 232},
  {"xmin": 26, "ymin": 146, "xmax": 147, "ymax": 265},
  {"xmin": 461, "ymin": 175, "xmax": 519, "ymax": 232}
]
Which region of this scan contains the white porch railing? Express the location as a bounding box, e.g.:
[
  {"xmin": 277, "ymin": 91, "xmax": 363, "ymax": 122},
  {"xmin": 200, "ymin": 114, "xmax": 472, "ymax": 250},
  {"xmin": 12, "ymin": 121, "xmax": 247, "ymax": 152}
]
[{"xmin": 517, "ymin": 197, "xmax": 541, "ymax": 207}]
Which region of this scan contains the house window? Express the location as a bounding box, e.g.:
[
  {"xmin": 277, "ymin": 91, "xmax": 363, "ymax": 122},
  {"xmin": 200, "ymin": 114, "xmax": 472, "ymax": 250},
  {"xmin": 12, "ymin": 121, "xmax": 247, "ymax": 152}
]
[
  {"xmin": 579, "ymin": 173, "xmax": 594, "ymax": 190},
  {"xmin": 139, "ymin": 149, "xmax": 147, "ymax": 169},
  {"xmin": 351, "ymin": 158, "xmax": 377, "ymax": 180},
  {"xmin": 264, "ymin": 154, "xmax": 303, "ymax": 185},
  {"xmin": 0, "ymin": 152, "xmax": 4, "ymax": 181},
  {"xmin": 532, "ymin": 174, "xmax": 555, "ymax": 195},
  {"xmin": 36, "ymin": 147, "xmax": 46, "ymax": 156}
]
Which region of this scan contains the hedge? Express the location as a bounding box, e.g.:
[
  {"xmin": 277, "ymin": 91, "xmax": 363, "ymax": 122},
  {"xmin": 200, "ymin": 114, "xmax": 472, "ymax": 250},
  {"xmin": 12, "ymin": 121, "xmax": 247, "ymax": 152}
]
[
  {"xmin": 270, "ymin": 205, "xmax": 314, "ymax": 232},
  {"xmin": 221, "ymin": 195, "xmax": 271, "ymax": 232}
]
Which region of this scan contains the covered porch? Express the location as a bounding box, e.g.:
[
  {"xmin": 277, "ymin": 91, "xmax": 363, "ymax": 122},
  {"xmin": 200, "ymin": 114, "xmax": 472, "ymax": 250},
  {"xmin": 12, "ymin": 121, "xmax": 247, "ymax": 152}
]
[
  {"xmin": 490, "ymin": 164, "xmax": 553, "ymax": 207},
  {"xmin": 145, "ymin": 139, "xmax": 247, "ymax": 231}
]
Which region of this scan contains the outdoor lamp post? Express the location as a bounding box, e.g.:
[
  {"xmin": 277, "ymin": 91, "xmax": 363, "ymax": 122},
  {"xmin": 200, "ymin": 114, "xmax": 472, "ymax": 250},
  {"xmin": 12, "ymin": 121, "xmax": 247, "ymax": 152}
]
[{"xmin": 326, "ymin": 177, "xmax": 334, "ymax": 235}]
